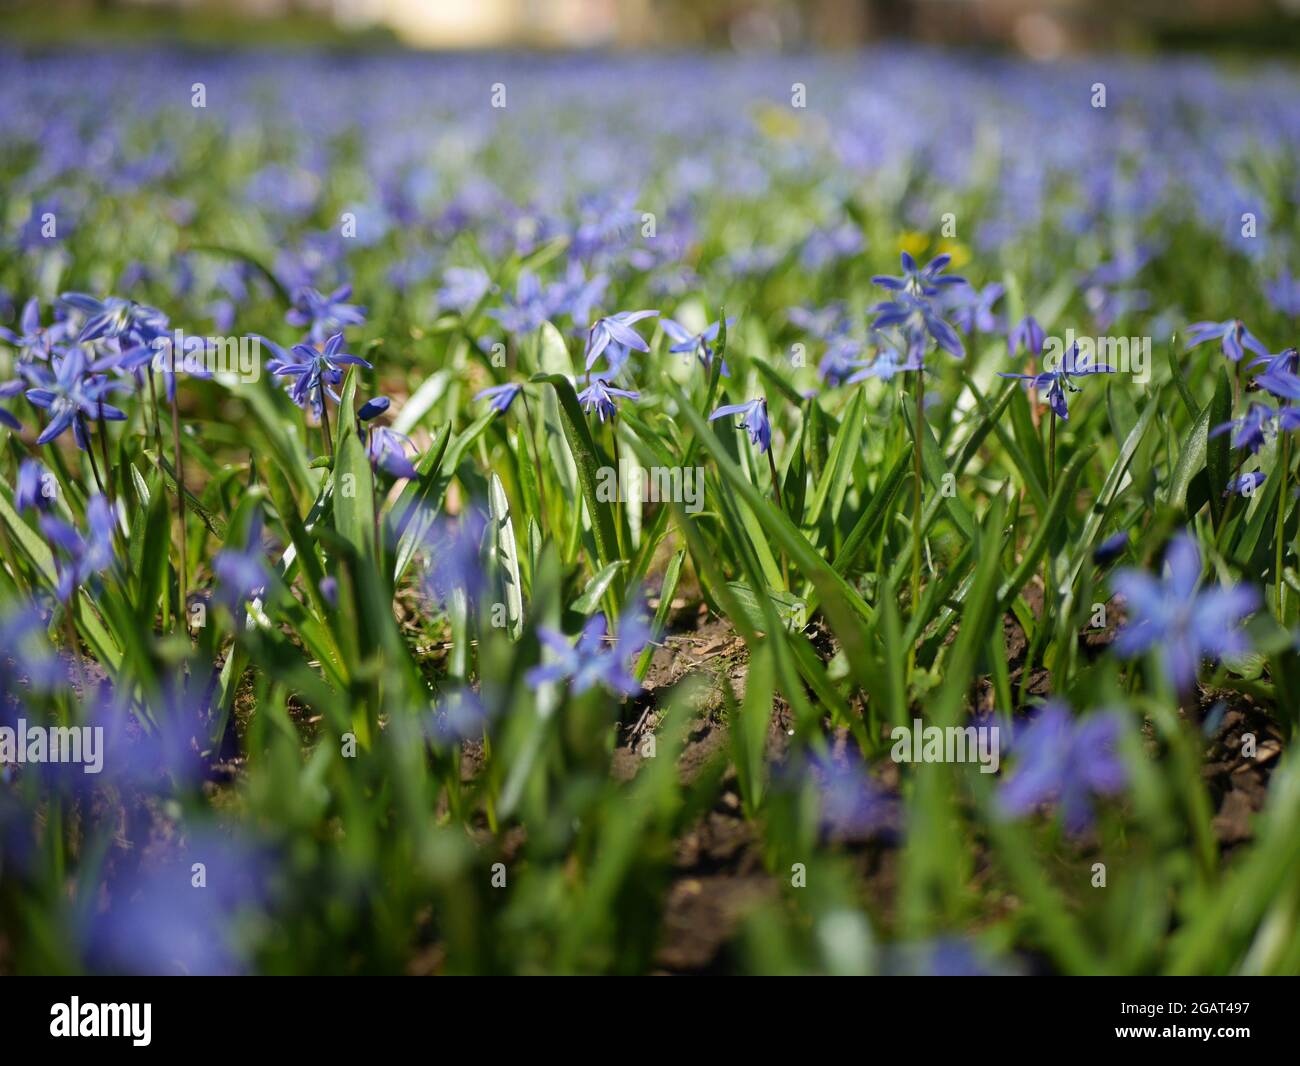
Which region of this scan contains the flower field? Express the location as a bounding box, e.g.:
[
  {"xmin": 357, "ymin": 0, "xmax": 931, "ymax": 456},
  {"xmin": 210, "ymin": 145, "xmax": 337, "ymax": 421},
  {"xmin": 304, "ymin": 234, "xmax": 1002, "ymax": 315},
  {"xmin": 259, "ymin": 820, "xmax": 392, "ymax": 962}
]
[{"xmin": 1, "ymin": 46, "xmax": 1299, "ymax": 976}]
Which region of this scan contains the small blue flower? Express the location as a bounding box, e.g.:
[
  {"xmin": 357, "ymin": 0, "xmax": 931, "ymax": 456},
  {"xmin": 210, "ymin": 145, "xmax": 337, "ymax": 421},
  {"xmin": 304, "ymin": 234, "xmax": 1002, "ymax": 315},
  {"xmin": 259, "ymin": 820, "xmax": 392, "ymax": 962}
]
[
  {"xmin": 1092, "ymin": 530, "xmax": 1130, "ymax": 566},
  {"xmin": 808, "ymin": 752, "xmax": 898, "ymax": 840},
  {"xmin": 872, "ymin": 251, "xmax": 966, "ymax": 297},
  {"xmin": 577, "ymin": 378, "xmax": 638, "ymax": 423},
  {"xmin": 845, "ymin": 340, "xmax": 923, "ymax": 385},
  {"xmin": 39, "ymin": 494, "xmax": 117, "ymax": 602},
  {"xmin": 1226, "ymin": 472, "xmax": 1267, "ymax": 497},
  {"xmin": 527, "ymin": 605, "xmax": 651, "ymax": 697},
  {"xmin": 15, "ymin": 459, "xmax": 51, "ymax": 513},
  {"xmin": 474, "ymin": 382, "xmax": 523, "ymax": 414},
  {"xmin": 997, "ymin": 702, "xmax": 1127, "ymax": 835},
  {"xmin": 661, "ymin": 315, "xmax": 733, "ymax": 376},
  {"xmin": 424, "ymin": 687, "xmax": 491, "ymax": 746},
  {"xmin": 816, "ymin": 337, "xmax": 863, "ymax": 387},
  {"xmin": 367, "ymin": 425, "xmax": 418, "ymax": 480},
  {"xmin": 213, "ymin": 513, "xmax": 270, "ymax": 615},
  {"xmin": 0, "ymin": 297, "xmax": 62, "ymax": 361},
  {"xmin": 488, "ymin": 270, "xmax": 550, "ymax": 335},
  {"xmin": 948, "ymin": 282, "xmax": 1004, "ymax": 335},
  {"xmin": 357, "ymin": 396, "xmax": 390, "ymax": 421},
  {"xmin": 1185, "ymin": 318, "xmax": 1269, "ymax": 364},
  {"xmin": 1210, "ymin": 402, "xmax": 1279, "ymax": 454},
  {"xmin": 273, "ymin": 332, "xmax": 372, "ymax": 413},
  {"xmin": 709, "ymin": 397, "xmax": 772, "ymax": 453},
  {"xmin": 421, "ymin": 509, "xmax": 487, "ymax": 609},
  {"xmin": 286, "ymin": 283, "xmax": 367, "ymax": 345},
  {"xmin": 61, "ymin": 292, "xmax": 168, "ymax": 348},
  {"xmin": 1112, "ymin": 533, "xmax": 1258, "ymax": 693},
  {"xmin": 1007, "ymin": 314, "xmax": 1046, "ymax": 360},
  {"xmin": 871, "ymin": 292, "xmax": 964, "ymax": 359},
  {"xmin": 998, "ymin": 341, "xmax": 1114, "ymax": 421},
  {"xmin": 1264, "ymin": 270, "xmax": 1300, "ymax": 318},
  {"xmin": 584, "ymin": 309, "xmax": 658, "ymax": 372},
  {"xmin": 436, "ymin": 267, "xmax": 493, "ymax": 315},
  {"xmin": 25, "ymin": 348, "xmax": 127, "ymax": 448}
]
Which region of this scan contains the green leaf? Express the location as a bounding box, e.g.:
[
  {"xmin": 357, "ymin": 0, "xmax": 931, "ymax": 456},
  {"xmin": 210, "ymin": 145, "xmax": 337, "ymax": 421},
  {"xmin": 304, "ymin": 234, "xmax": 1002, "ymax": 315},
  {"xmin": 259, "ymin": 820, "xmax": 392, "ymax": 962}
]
[
  {"xmin": 534, "ymin": 374, "xmax": 621, "ymax": 584},
  {"xmin": 1206, "ymin": 367, "xmax": 1232, "ymax": 529},
  {"xmin": 1166, "ymin": 398, "xmax": 1213, "ymax": 513},
  {"xmin": 488, "ymin": 472, "xmax": 524, "ymax": 638},
  {"xmin": 572, "ymin": 560, "xmax": 625, "ymax": 614}
]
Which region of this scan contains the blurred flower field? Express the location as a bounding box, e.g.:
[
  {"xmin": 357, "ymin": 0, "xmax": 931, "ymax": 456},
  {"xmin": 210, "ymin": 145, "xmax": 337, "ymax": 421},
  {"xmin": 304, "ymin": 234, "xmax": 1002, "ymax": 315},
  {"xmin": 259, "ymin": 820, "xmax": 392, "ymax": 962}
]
[{"xmin": 1, "ymin": 47, "xmax": 1299, "ymax": 976}]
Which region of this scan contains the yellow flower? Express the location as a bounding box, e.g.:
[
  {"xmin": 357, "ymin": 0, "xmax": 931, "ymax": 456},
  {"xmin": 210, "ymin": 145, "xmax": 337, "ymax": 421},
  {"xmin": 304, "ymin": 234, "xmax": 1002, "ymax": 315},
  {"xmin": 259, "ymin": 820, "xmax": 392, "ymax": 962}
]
[
  {"xmin": 934, "ymin": 239, "xmax": 971, "ymax": 269},
  {"xmin": 897, "ymin": 231, "xmax": 930, "ymax": 258}
]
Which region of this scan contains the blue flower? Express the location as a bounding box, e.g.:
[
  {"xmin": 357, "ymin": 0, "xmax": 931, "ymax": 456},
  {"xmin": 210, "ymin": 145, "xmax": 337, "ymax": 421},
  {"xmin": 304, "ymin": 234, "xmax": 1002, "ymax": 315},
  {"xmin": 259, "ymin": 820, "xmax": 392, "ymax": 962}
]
[
  {"xmin": 526, "ymin": 606, "xmax": 651, "ymax": 697},
  {"xmin": 15, "ymin": 459, "xmax": 51, "ymax": 513},
  {"xmin": 997, "ymin": 702, "xmax": 1127, "ymax": 835},
  {"xmin": 367, "ymin": 425, "xmax": 418, "ymax": 480},
  {"xmin": 488, "ymin": 270, "xmax": 550, "ymax": 335},
  {"xmin": 948, "ymin": 282, "xmax": 1004, "ymax": 335},
  {"xmin": 273, "ymin": 332, "xmax": 372, "ymax": 413},
  {"xmin": 577, "ymin": 377, "xmax": 639, "ymax": 423},
  {"xmin": 213, "ymin": 513, "xmax": 270, "ymax": 614},
  {"xmin": 0, "ymin": 297, "xmax": 61, "ymax": 361},
  {"xmin": 39, "ymin": 494, "xmax": 117, "ymax": 602},
  {"xmin": 709, "ymin": 396, "xmax": 772, "ymax": 453},
  {"xmin": 583, "ymin": 309, "xmax": 658, "ymax": 372},
  {"xmin": 474, "ymin": 382, "xmax": 523, "ymax": 414},
  {"xmin": 1247, "ymin": 346, "xmax": 1298, "ymax": 376},
  {"xmin": 661, "ymin": 315, "xmax": 733, "ymax": 376},
  {"xmin": 421, "ymin": 509, "xmax": 487, "ymax": 609},
  {"xmin": 872, "ymin": 251, "xmax": 966, "ymax": 297},
  {"xmin": 357, "ymin": 395, "xmax": 390, "ymax": 421},
  {"xmin": 1092, "ymin": 530, "xmax": 1130, "ymax": 566},
  {"xmin": 808, "ymin": 752, "xmax": 898, "ymax": 841},
  {"xmin": 0, "ymin": 605, "xmax": 64, "ymax": 693},
  {"xmin": 1265, "ymin": 270, "xmax": 1300, "ymax": 318},
  {"xmin": 997, "ymin": 341, "xmax": 1114, "ymax": 421},
  {"xmin": 61, "ymin": 292, "xmax": 168, "ymax": 348},
  {"xmin": 1210, "ymin": 402, "xmax": 1277, "ymax": 454},
  {"xmin": 787, "ymin": 304, "xmax": 848, "ymax": 341},
  {"xmin": 845, "ymin": 340, "xmax": 923, "ymax": 385},
  {"xmin": 1007, "ymin": 314, "xmax": 1046, "ymax": 360},
  {"xmin": 1226, "ymin": 472, "xmax": 1266, "ymax": 497},
  {"xmin": 1112, "ymin": 533, "xmax": 1258, "ymax": 693},
  {"xmin": 25, "ymin": 348, "xmax": 127, "ymax": 448},
  {"xmin": 424, "ymin": 687, "xmax": 491, "ymax": 746},
  {"xmin": 1253, "ymin": 363, "xmax": 1300, "ymax": 404},
  {"xmin": 871, "ymin": 292, "xmax": 964, "ymax": 359},
  {"xmin": 286, "ymin": 283, "xmax": 367, "ymax": 345},
  {"xmin": 436, "ymin": 267, "xmax": 493, "ymax": 315},
  {"xmin": 1185, "ymin": 318, "xmax": 1269, "ymax": 363},
  {"xmin": 817, "ymin": 337, "xmax": 864, "ymax": 387},
  {"xmin": 82, "ymin": 827, "xmax": 268, "ymax": 976}
]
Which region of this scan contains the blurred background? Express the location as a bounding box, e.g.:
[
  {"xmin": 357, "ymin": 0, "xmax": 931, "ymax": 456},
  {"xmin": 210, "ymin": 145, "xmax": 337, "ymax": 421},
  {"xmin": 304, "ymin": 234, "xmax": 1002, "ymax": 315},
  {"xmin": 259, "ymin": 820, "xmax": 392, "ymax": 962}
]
[{"xmin": 3, "ymin": 0, "xmax": 1300, "ymax": 54}]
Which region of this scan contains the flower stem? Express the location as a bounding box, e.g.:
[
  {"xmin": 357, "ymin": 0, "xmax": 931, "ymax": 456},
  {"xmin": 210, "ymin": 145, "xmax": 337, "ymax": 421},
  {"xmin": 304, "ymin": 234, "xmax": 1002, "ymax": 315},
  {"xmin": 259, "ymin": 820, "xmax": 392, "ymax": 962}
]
[
  {"xmin": 766, "ymin": 446, "xmax": 789, "ymax": 589},
  {"xmin": 83, "ymin": 418, "xmax": 108, "ymax": 498},
  {"xmin": 911, "ymin": 371, "xmax": 925, "ymax": 616},
  {"xmin": 520, "ymin": 392, "xmax": 550, "ymax": 533},
  {"xmin": 319, "ymin": 385, "xmax": 334, "ymax": 462},
  {"xmin": 1277, "ymin": 430, "xmax": 1291, "ymax": 619},
  {"xmin": 97, "ymin": 401, "xmax": 115, "ymax": 504},
  {"xmin": 170, "ymin": 389, "xmax": 190, "ymax": 637},
  {"xmin": 1049, "ymin": 413, "xmax": 1057, "ymax": 494}
]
